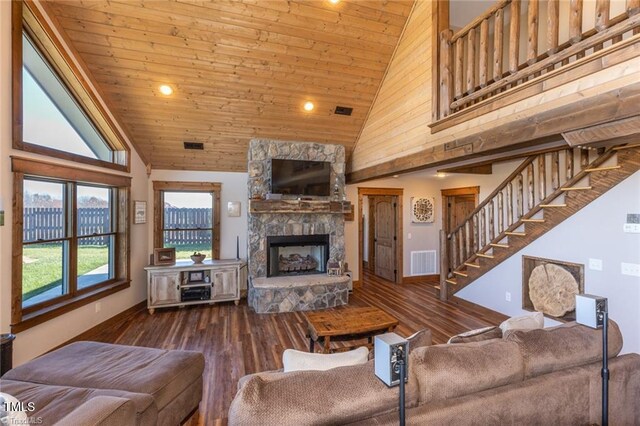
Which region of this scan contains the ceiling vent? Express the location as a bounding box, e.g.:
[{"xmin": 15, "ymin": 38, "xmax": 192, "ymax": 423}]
[
  {"xmin": 334, "ymin": 106, "xmax": 353, "ymax": 116},
  {"xmin": 184, "ymin": 141, "xmax": 204, "ymax": 150}
]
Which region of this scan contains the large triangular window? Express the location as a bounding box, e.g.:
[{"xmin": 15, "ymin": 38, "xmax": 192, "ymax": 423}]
[{"xmin": 22, "ymin": 33, "xmax": 113, "ymax": 162}]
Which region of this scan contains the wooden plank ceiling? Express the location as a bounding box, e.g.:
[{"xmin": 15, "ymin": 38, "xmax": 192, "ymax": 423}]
[{"xmin": 46, "ymin": 0, "xmax": 414, "ymax": 172}]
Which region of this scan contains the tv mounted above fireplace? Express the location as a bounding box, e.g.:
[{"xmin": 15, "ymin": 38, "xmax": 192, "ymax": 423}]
[{"xmin": 271, "ymin": 159, "xmax": 331, "ymax": 197}]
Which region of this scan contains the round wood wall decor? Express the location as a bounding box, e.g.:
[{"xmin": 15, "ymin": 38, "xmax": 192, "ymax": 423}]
[
  {"xmin": 528, "ymin": 263, "xmax": 578, "ymax": 317},
  {"xmin": 411, "ymin": 197, "xmax": 435, "ymax": 223}
]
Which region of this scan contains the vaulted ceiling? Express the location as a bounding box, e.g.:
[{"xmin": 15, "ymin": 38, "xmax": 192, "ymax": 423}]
[{"xmin": 46, "ymin": 0, "xmax": 415, "ymax": 171}]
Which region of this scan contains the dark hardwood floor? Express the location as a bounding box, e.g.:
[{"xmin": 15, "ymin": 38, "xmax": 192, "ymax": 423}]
[{"xmin": 86, "ymin": 271, "xmax": 507, "ymax": 424}]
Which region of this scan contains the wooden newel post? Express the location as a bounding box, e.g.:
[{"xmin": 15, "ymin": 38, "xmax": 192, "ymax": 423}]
[
  {"xmin": 439, "ymin": 30, "xmax": 453, "ymax": 118},
  {"xmin": 439, "ymin": 229, "xmax": 448, "ymax": 301}
]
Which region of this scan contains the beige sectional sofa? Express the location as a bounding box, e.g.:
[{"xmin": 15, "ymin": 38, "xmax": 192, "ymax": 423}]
[
  {"xmin": 229, "ymin": 320, "xmax": 640, "ymax": 425},
  {"xmin": 0, "ymin": 341, "xmax": 204, "ymax": 425}
]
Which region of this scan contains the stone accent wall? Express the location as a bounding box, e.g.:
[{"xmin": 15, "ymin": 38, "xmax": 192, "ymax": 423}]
[{"xmin": 247, "ymin": 139, "xmax": 347, "ymax": 282}]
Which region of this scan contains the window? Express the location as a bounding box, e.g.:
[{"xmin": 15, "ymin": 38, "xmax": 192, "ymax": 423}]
[
  {"xmin": 22, "ymin": 34, "xmax": 113, "ymax": 162},
  {"xmin": 153, "ymin": 182, "xmax": 221, "ymax": 261},
  {"xmin": 13, "ymin": 1, "xmax": 130, "ymax": 171},
  {"xmin": 22, "ymin": 180, "xmax": 116, "ymax": 308},
  {"xmin": 12, "ymin": 158, "xmax": 131, "ymax": 332}
]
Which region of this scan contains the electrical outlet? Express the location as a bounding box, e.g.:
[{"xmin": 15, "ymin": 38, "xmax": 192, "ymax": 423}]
[
  {"xmin": 407, "ymin": 233, "xmax": 412, "ymax": 240},
  {"xmin": 505, "ymin": 292, "xmax": 511, "ymax": 302},
  {"xmin": 95, "ymin": 302, "xmax": 101, "ymax": 313},
  {"xmin": 589, "ymin": 258, "xmax": 603, "ymax": 271},
  {"xmin": 621, "ymin": 263, "xmax": 640, "ymax": 277},
  {"xmin": 623, "ymin": 223, "xmax": 640, "ymax": 233}
]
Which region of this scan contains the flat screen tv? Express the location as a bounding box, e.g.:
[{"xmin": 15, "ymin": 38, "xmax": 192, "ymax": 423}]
[{"xmin": 271, "ymin": 159, "xmax": 331, "ymax": 197}]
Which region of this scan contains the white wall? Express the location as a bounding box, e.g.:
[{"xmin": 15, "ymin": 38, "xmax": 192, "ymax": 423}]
[
  {"xmin": 345, "ymin": 160, "xmax": 521, "ymax": 282},
  {"xmin": 148, "ymin": 170, "xmax": 249, "ymax": 262},
  {"xmin": 458, "ymin": 170, "xmax": 640, "ymax": 354},
  {"xmin": 0, "ymin": 0, "xmax": 149, "ymax": 365}
]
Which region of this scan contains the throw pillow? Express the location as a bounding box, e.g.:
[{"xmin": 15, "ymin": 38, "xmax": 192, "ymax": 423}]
[
  {"xmin": 499, "ymin": 311, "xmax": 544, "ymax": 334},
  {"xmin": 447, "ymin": 326, "xmax": 502, "ymax": 344},
  {"xmin": 406, "ymin": 328, "xmax": 432, "ymax": 353},
  {"xmin": 282, "ymin": 346, "xmax": 369, "ymax": 373}
]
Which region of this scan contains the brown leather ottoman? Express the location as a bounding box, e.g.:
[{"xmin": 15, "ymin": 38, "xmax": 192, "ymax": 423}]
[{"xmin": 3, "ymin": 341, "xmax": 204, "ymax": 425}]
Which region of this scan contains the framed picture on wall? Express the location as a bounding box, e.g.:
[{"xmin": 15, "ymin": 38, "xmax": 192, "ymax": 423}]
[
  {"xmin": 227, "ymin": 201, "xmax": 241, "ymax": 217},
  {"xmin": 134, "ymin": 201, "xmax": 147, "ymax": 224}
]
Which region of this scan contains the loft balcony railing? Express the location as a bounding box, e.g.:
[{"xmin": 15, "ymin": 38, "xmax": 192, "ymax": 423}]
[{"xmin": 435, "ymin": 0, "xmax": 640, "ymax": 122}]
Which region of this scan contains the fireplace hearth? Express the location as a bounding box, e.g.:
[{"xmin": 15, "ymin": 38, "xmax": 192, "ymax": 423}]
[{"xmin": 267, "ymin": 234, "xmax": 330, "ymax": 277}]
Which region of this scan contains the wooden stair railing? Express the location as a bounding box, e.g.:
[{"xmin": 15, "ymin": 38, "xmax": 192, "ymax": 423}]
[
  {"xmin": 438, "ymin": 144, "xmax": 640, "ymax": 299},
  {"xmin": 436, "ymin": 0, "xmax": 640, "ymax": 120}
]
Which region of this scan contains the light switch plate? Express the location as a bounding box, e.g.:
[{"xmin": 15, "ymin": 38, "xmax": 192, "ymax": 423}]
[
  {"xmin": 589, "ymin": 258, "xmax": 603, "ymax": 271},
  {"xmin": 621, "ymin": 263, "xmax": 640, "ymax": 277},
  {"xmin": 623, "ymin": 223, "xmax": 640, "ymax": 233}
]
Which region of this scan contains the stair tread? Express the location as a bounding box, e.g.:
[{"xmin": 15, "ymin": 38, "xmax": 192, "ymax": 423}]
[
  {"xmin": 490, "ymin": 243, "xmax": 509, "ymax": 248},
  {"xmin": 464, "ymin": 262, "xmax": 481, "ymax": 268},
  {"xmin": 521, "ymin": 218, "xmax": 545, "ymax": 223},
  {"xmin": 453, "ymin": 271, "xmax": 468, "ymax": 277},
  {"xmin": 585, "ymin": 165, "xmax": 621, "ymax": 172},
  {"xmin": 505, "ymin": 231, "xmax": 526, "ymax": 236},
  {"xmin": 445, "ymin": 279, "xmax": 457, "ymax": 285},
  {"xmin": 561, "ymin": 186, "xmax": 592, "ymax": 191},
  {"xmin": 540, "ymin": 203, "xmax": 567, "ymax": 208},
  {"xmin": 476, "ymin": 252, "xmax": 494, "ymax": 258}
]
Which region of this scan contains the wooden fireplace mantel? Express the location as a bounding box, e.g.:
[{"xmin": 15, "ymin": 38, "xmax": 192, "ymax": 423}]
[{"xmin": 249, "ymin": 199, "xmax": 351, "ymax": 214}]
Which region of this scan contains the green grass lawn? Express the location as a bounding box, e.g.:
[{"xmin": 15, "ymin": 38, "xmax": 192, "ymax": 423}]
[{"xmin": 23, "ymin": 244, "xmax": 109, "ymax": 301}]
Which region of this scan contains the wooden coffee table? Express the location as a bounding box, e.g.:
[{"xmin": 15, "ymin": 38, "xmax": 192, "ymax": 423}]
[{"xmin": 303, "ymin": 306, "xmax": 399, "ymax": 354}]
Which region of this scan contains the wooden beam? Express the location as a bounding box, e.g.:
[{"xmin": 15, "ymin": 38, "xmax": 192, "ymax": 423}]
[
  {"xmin": 547, "ymin": 0, "xmax": 559, "ymax": 53},
  {"xmin": 438, "ymin": 164, "xmax": 493, "ymax": 174},
  {"xmin": 509, "ymin": 0, "xmax": 521, "ymax": 74},
  {"xmin": 527, "ymin": 0, "xmax": 539, "ymax": 63},
  {"xmin": 561, "ymin": 115, "xmax": 640, "ymax": 147}
]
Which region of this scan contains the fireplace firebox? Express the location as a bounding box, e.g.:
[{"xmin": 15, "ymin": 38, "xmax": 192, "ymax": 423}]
[{"xmin": 267, "ymin": 234, "xmax": 330, "ymax": 277}]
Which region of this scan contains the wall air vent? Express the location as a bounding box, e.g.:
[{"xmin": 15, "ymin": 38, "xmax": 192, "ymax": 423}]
[
  {"xmin": 184, "ymin": 142, "xmax": 204, "ymax": 150},
  {"xmin": 334, "ymin": 106, "xmax": 353, "ymax": 116}
]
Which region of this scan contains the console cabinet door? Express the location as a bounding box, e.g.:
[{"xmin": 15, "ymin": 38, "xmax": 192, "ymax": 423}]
[
  {"xmin": 211, "ymin": 268, "xmax": 237, "ymax": 300},
  {"xmin": 150, "ymin": 272, "xmax": 181, "ymax": 306}
]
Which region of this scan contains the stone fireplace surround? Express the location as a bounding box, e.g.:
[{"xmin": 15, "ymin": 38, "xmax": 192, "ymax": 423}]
[{"xmin": 247, "ymin": 139, "xmax": 349, "ymax": 313}]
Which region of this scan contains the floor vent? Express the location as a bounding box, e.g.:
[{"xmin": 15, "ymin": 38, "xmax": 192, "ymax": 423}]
[{"xmin": 411, "ymin": 250, "xmax": 437, "ymax": 275}]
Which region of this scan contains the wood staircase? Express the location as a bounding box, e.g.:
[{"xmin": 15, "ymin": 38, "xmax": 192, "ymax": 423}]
[{"xmin": 437, "ymin": 144, "xmax": 640, "ymax": 300}]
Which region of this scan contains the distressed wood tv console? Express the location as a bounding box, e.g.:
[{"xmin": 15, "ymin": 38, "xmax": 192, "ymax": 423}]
[{"xmin": 145, "ymin": 259, "xmax": 247, "ymax": 314}]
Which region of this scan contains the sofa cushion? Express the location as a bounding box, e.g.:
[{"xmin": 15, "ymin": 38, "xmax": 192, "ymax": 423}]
[
  {"xmin": 0, "ymin": 379, "xmax": 157, "ymax": 426},
  {"xmin": 504, "ymin": 320, "xmax": 623, "ymax": 379},
  {"xmin": 228, "ymin": 359, "xmax": 419, "ymax": 426},
  {"xmin": 448, "ymin": 326, "xmax": 502, "ymax": 344},
  {"xmin": 55, "ymin": 396, "xmax": 137, "ymax": 426},
  {"xmin": 3, "ymin": 341, "xmax": 204, "ymax": 412},
  {"xmin": 499, "ymin": 312, "xmax": 544, "ymax": 334},
  {"xmin": 410, "ymin": 339, "xmax": 524, "ymax": 404},
  {"xmin": 283, "ymin": 346, "xmax": 369, "ymax": 372}
]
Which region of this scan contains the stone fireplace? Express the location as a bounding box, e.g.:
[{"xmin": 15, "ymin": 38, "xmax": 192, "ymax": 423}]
[
  {"xmin": 267, "ymin": 234, "xmax": 330, "ymax": 277},
  {"xmin": 247, "ymin": 139, "xmax": 350, "ymax": 313}
]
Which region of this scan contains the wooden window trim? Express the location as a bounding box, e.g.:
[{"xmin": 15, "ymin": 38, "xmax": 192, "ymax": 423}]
[
  {"xmin": 11, "ymin": 157, "xmax": 131, "ymax": 333},
  {"xmin": 12, "ymin": 1, "xmax": 133, "ymax": 172},
  {"xmin": 153, "ymin": 181, "xmax": 222, "ymax": 260}
]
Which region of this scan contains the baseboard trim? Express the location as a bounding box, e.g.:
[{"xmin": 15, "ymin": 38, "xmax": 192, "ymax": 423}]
[
  {"xmin": 403, "ymin": 274, "xmax": 439, "ymax": 284},
  {"xmin": 50, "ymin": 300, "xmax": 147, "ymax": 352}
]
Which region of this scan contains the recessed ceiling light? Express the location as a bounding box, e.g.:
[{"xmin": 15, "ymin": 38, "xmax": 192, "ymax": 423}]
[
  {"xmin": 436, "ymin": 172, "xmax": 447, "ymax": 178},
  {"xmin": 392, "ymin": 175, "xmax": 399, "ymax": 178},
  {"xmin": 329, "ymin": 0, "xmax": 340, "ymax": 4},
  {"xmin": 159, "ymin": 85, "xmax": 173, "ymax": 96},
  {"xmin": 304, "ymin": 101, "xmax": 315, "ymax": 111}
]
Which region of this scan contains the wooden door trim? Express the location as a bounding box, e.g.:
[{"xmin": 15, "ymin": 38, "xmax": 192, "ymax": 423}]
[
  {"xmin": 441, "ymin": 186, "xmax": 479, "ymax": 235},
  {"xmin": 358, "ymin": 187, "xmax": 403, "ymax": 286}
]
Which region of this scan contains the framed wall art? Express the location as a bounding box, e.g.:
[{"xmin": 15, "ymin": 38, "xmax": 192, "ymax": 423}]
[{"xmin": 134, "ymin": 200, "xmax": 147, "ymax": 224}]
